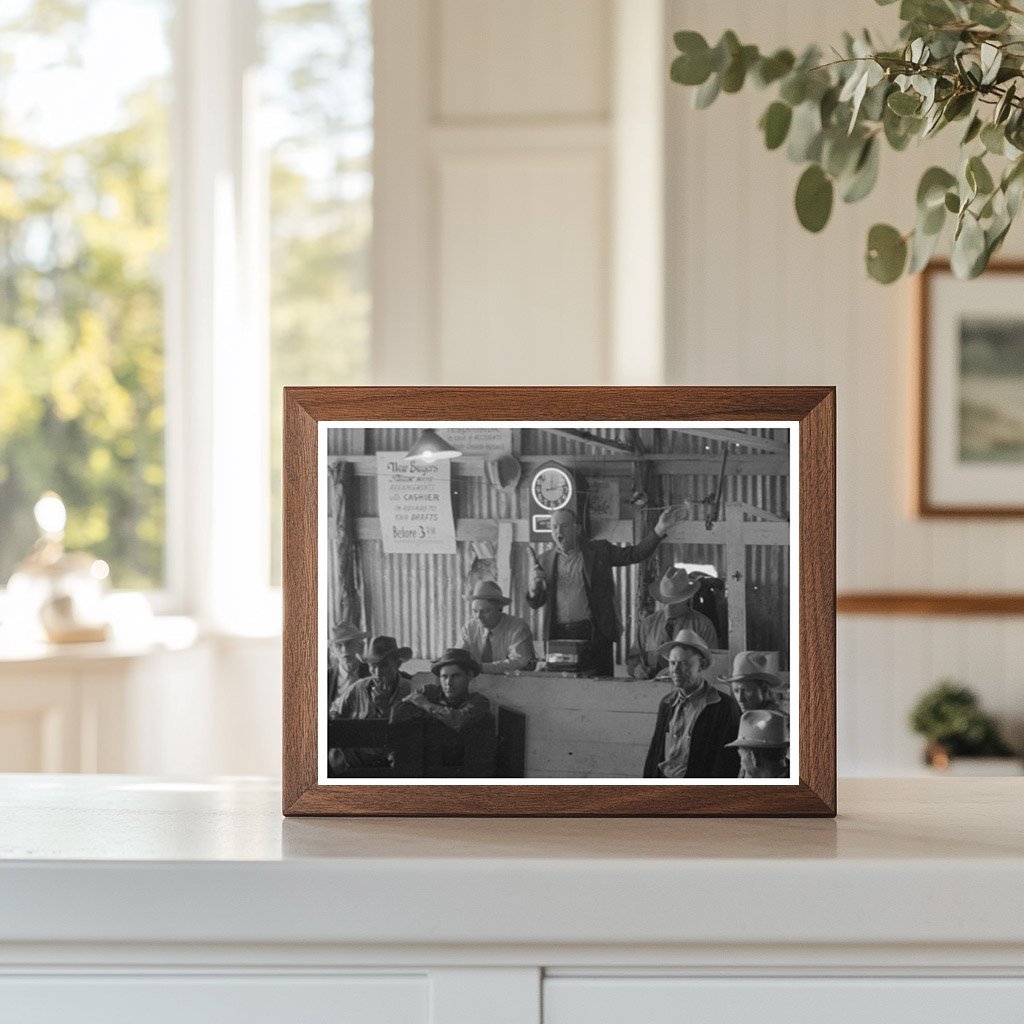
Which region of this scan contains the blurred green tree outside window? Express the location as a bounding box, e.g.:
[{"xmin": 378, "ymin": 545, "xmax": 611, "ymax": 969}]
[
  {"xmin": 0, "ymin": 0, "xmax": 171, "ymax": 589},
  {"xmin": 263, "ymin": 0, "xmax": 372, "ymax": 584}
]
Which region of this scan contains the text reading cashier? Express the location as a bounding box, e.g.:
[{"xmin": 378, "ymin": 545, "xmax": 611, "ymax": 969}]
[{"xmin": 526, "ymin": 504, "xmax": 689, "ymax": 676}]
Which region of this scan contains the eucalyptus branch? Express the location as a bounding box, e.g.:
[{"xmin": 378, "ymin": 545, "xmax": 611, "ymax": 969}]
[{"xmin": 670, "ymin": 1, "xmax": 1024, "ymax": 283}]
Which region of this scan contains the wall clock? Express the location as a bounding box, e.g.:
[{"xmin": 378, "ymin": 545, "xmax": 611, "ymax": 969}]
[{"xmin": 529, "ymin": 461, "xmax": 576, "ymax": 540}]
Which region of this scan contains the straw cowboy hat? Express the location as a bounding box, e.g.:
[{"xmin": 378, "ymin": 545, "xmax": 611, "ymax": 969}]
[
  {"xmin": 484, "ymin": 453, "xmax": 522, "ymax": 493},
  {"xmin": 649, "ymin": 566, "xmax": 707, "ymax": 604},
  {"xmin": 467, "ymin": 580, "xmax": 511, "ymax": 606},
  {"xmin": 430, "ymin": 647, "xmax": 481, "ymax": 677},
  {"xmin": 725, "ymin": 709, "xmax": 789, "ymax": 749},
  {"xmin": 365, "ymin": 635, "xmax": 413, "ymax": 665},
  {"xmin": 330, "ymin": 620, "xmax": 367, "ymax": 644},
  {"xmin": 656, "ymin": 628, "xmax": 712, "ymax": 670},
  {"xmin": 719, "ymin": 651, "xmax": 781, "ymax": 689}
]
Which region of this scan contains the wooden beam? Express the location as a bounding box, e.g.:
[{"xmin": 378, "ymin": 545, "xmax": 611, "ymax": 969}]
[
  {"xmin": 674, "ymin": 427, "xmax": 789, "ymax": 455},
  {"xmin": 837, "ymin": 592, "xmax": 1024, "ymax": 616},
  {"xmin": 328, "ymin": 454, "xmax": 790, "ymax": 477}
]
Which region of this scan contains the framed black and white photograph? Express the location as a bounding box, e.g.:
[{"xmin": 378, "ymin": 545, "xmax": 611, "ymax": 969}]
[
  {"xmin": 283, "ymin": 387, "xmax": 835, "ymax": 816},
  {"xmin": 917, "ymin": 261, "xmax": 1024, "ymax": 517}
]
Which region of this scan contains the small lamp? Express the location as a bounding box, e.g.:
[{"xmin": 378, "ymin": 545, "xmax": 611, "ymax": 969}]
[{"xmin": 403, "ymin": 428, "xmax": 462, "ymax": 462}]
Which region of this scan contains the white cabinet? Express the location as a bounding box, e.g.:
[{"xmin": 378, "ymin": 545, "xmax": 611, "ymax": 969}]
[
  {"xmin": 1, "ymin": 975, "xmax": 427, "ymax": 1024},
  {"xmin": 1, "ymin": 777, "xmax": 1022, "ymax": 1024},
  {"xmin": 544, "ymin": 978, "xmax": 1024, "ymax": 1024}
]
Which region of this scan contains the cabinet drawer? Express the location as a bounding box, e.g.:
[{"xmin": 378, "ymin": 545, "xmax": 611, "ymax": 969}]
[
  {"xmin": 0, "ymin": 974, "xmax": 427, "ymax": 1024},
  {"xmin": 544, "ymin": 977, "xmax": 1024, "ymax": 1024}
]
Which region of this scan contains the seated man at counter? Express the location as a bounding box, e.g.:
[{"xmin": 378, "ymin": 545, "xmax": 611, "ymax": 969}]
[
  {"xmin": 725, "ymin": 709, "xmax": 790, "ymax": 779},
  {"xmin": 326, "ymin": 620, "xmax": 369, "ymax": 712},
  {"xmin": 626, "ymin": 567, "xmax": 720, "ymax": 679},
  {"xmin": 459, "ymin": 580, "xmax": 536, "ymax": 674},
  {"xmin": 394, "ymin": 648, "xmax": 496, "ymax": 775},
  {"xmin": 642, "ymin": 629, "xmax": 741, "ymax": 779},
  {"xmin": 527, "ymin": 505, "xmax": 687, "ymax": 677},
  {"xmin": 719, "ymin": 651, "xmax": 786, "ymax": 716},
  {"xmin": 327, "ymin": 635, "xmax": 413, "ymax": 774}
]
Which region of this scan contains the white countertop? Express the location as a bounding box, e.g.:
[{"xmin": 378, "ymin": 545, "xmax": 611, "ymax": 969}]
[{"xmin": 1, "ymin": 775, "xmax": 1022, "ymax": 950}]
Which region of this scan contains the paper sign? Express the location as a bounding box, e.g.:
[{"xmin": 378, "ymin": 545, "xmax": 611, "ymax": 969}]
[
  {"xmin": 443, "ymin": 427, "xmax": 512, "ymax": 458},
  {"xmin": 376, "ymin": 452, "xmax": 456, "ymax": 554},
  {"xmin": 585, "ymin": 477, "xmax": 620, "ymax": 539}
]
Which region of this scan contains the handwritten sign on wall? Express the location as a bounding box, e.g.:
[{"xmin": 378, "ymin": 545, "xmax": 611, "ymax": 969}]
[
  {"xmin": 376, "ymin": 452, "xmax": 456, "ymax": 554},
  {"xmin": 443, "ymin": 427, "xmax": 512, "ymax": 458}
]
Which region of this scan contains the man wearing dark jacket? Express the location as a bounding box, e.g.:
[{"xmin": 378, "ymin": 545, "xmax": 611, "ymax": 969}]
[
  {"xmin": 526, "ymin": 505, "xmax": 686, "ymax": 676},
  {"xmin": 643, "ymin": 628, "xmax": 741, "ymax": 779}
]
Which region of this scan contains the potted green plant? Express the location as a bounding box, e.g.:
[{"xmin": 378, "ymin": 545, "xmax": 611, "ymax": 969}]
[
  {"xmin": 909, "ymin": 679, "xmax": 1018, "ymax": 771},
  {"xmin": 670, "ymin": 0, "xmax": 1024, "ymax": 283}
]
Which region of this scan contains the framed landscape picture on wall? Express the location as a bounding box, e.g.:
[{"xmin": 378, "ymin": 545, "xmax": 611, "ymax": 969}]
[
  {"xmin": 282, "ymin": 386, "xmax": 836, "ymax": 817},
  {"xmin": 918, "ymin": 262, "xmax": 1024, "ymax": 517}
]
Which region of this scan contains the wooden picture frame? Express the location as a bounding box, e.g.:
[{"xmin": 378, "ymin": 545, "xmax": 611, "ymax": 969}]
[
  {"xmin": 282, "ymin": 387, "xmax": 836, "ymax": 816},
  {"xmin": 917, "ymin": 260, "xmax": 1024, "ymax": 517}
]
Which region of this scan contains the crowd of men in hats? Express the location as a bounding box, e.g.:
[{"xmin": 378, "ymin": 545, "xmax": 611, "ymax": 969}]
[{"xmin": 326, "ymin": 502, "xmax": 789, "ymax": 778}]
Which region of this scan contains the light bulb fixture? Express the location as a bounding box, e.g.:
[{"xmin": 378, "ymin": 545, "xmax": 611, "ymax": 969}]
[{"xmin": 403, "ymin": 428, "xmax": 462, "ymax": 461}]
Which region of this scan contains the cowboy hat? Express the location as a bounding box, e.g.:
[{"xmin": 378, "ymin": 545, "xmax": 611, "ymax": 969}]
[
  {"xmin": 649, "ymin": 566, "xmax": 706, "ymax": 604},
  {"xmin": 484, "ymin": 453, "xmax": 522, "ymax": 493},
  {"xmin": 656, "ymin": 628, "xmax": 712, "ymax": 669},
  {"xmin": 718, "ymin": 651, "xmax": 781, "ymax": 688},
  {"xmin": 725, "ymin": 709, "xmax": 789, "ymax": 749},
  {"xmin": 430, "ymin": 647, "xmax": 481, "ymax": 677},
  {"xmin": 365, "ymin": 635, "xmax": 413, "ymax": 665},
  {"xmin": 467, "ymin": 580, "xmax": 511, "ymax": 606},
  {"xmin": 330, "ymin": 620, "xmax": 367, "ymax": 644}
]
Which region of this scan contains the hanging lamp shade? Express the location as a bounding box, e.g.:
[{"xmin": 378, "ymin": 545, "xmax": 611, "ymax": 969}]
[{"xmin": 403, "ymin": 428, "xmax": 462, "ymax": 461}]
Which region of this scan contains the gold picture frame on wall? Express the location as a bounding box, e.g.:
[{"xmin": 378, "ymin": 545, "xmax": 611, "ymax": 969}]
[
  {"xmin": 917, "ymin": 261, "xmax": 1024, "ymax": 518},
  {"xmin": 282, "ymin": 386, "xmax": 836, "ymax": 817}
]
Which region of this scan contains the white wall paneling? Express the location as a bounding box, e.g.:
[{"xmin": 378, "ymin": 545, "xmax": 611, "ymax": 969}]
[
  {"xmin": 374, "ymin": 0, "xmax": 642, "ymax": 386},
  {"xmin": 665, "ymin": 0, "xmax": 1024, "ymax": 774}
]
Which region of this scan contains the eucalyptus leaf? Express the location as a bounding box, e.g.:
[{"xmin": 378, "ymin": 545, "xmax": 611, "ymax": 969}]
[
  {"xmin": 842, "ymin": 137, "xmax": 880, "ymax": 203},
  {"xmin": 980, "ymin": 42, "xmax": 1002, "ymax": 86},
  {"xmin": 962, "ymin": 115, "xmax": 983, "ymax": 145},
  {"xmin": 710, "ymin": 31, "xmax": 740, "ymax": 73},
  {"xmin": 779, "ymin": 73, "xmax": 807, "ymax": 106},
  {"xmin": 981, "ymin": 122, "xmax": 1005, "ymax": 155},
  {"xmin": 951, "ymin": 212, "xmax": 986, "ymax": 278},
  {"xmin": 694, "ymin": 73, "xmax": 721, "ymax": 109},
  {"xmin": 970, "ymin": 2, "xmax": 1009, "ymax": 30},
  {"xmin": 917, "ymin": 167, "xmax": 957, "ymax": 211},
  {"xmin": 888, "ymin": 91, "xmax": 921, "ymax": 115},
  {"xmin": 760, "ymin": 102, "xmax": 793, "ymax": 150},
  {"xmin": 944, "ymin": 190, "xmax": 960, "ymax": 213},
  {"xmin": 787, "ymin": 100, "xmax": 823, "ymax": 162},
  {"xmin": 754, "ymin": 49, "xmax": 795, "ymax": 87},
  {"xmin": 866, "ymin": 223, "xmax": 907, "ymax": 283},
  {"xmin": 795, "ymin": 164, "xmax": 834, "ymax": 232},
  {"xmin": 908, "ymin": 221, "xmax": 943, "ymax": 273},
  {"xmin": 967, "ymin": 154, "xmax": 995, "ymax": 195},
  {"xmin": 995, "ymin": 82, "xmax": 1017, "ymax": 124}
]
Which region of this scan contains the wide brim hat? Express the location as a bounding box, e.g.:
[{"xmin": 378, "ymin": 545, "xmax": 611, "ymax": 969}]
[
  {"xmin": 365, "ymin": 635, "xmax": 413, "ymax": 665},
  {"xmin": 656, "ymin": 628, "xmax": 712, "ymax": 670},
  {"xmin": 430, "ymin": 647, "xmax": 481, "ymax": 677},
  {"xmin": 467, "ymin": 580, "xmax": 511, "ymax": 606},
  {"xmin": 725, "ymin": 709, "xmax": 789, "ymax": 749},
  {"xmin": 330, "ymin": 620, "xmax": 368, "ymax": 644},
  {"xmin": 718, "ymin": 650, "xmax": 781, "ymax": 688},
  {"xmin": 649, "ymin": 566, "xmax": 704, "ymax": 604},
  {"xmin": 484, "ymin": 453, "xmax": 522, "ymax": 493}
]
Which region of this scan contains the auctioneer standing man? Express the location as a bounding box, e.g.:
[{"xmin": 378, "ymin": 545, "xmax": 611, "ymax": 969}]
[{"xmin": 526, "ymin": 504, "xmax": 688, "ymax": 677}]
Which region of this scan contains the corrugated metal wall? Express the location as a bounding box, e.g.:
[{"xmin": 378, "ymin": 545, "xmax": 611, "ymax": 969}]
[{"xmin": 327, "ymin": 426, "xmax": 790, "ymax": 666}]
